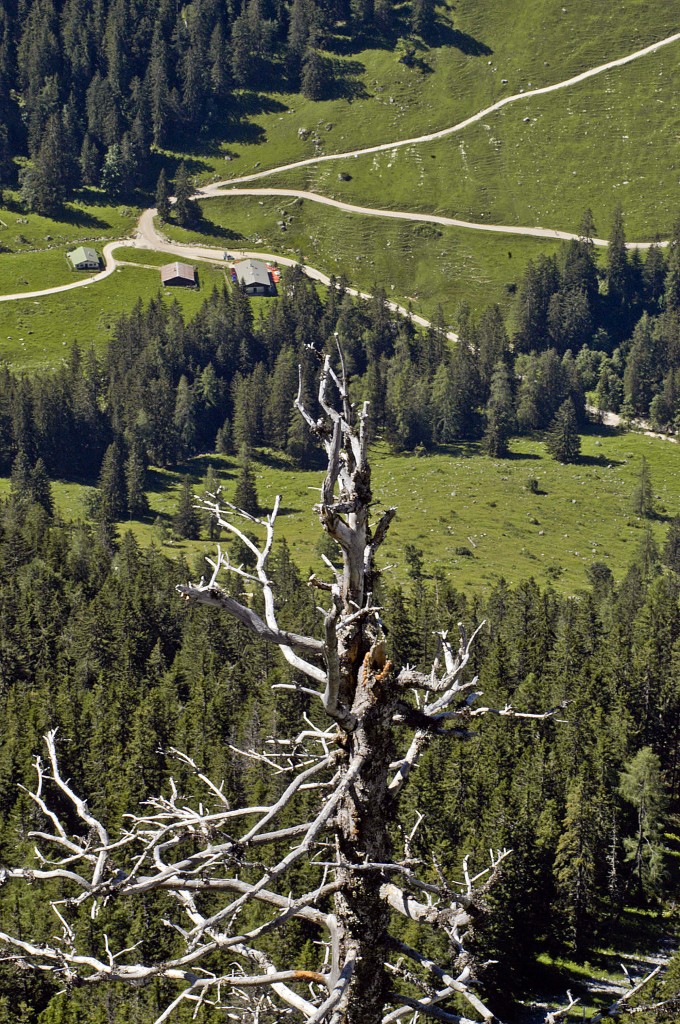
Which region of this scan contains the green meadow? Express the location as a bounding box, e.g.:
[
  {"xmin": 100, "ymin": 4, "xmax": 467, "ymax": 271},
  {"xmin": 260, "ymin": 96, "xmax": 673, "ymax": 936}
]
[
  {"xmin": 2, "ymin": 1, "xmax": 678, "ymax": 341},
  {"xmin": 182, "ymin": 0, "xmax": 680, "ymax": 187},
  {"xmin": 0, "ymin": 197, "xmax": 137, "ymax": 252},
  {"xmin": 3, "ymin": 427, "xmax": 675, "ymax": 596},
  {"xmin": 0, "ymin": 248, "xmax": 85, "ymax": 292}
]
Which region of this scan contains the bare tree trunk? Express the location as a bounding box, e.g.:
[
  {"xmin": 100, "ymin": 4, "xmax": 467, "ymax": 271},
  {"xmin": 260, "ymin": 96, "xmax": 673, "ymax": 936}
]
[{"xmin": 335, "ymin": 668, "xmax": 396, "ymax": 1022}]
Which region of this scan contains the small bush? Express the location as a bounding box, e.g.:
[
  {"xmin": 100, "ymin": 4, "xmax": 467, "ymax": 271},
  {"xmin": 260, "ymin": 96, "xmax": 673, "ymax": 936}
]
[{"xmin": 454, "ymin": 545, "xmax": 474, "ymax": 557}]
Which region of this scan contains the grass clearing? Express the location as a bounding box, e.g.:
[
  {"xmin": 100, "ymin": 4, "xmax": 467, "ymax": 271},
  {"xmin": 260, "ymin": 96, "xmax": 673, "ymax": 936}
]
[
  {"xmin": 0, "ymin": 264, "xmax": 230, "ymax": 369},
  {"xmin": 0, "ymin": 248, "xmax": 89, "ymax": 292},
  {"xmin": 113, "ymin": 247, "xmax": 181, "ymax": 267},
  {"xmin": 164, "ymin": 196, "xmax": 563, "ymax": 322},
  {"xmin": 289, "ymin": 37, "xmax": 680, "ymax": 240},
  {"xmin": 9, "ymin": 427, "xmax": 677, "ymax": 595}
]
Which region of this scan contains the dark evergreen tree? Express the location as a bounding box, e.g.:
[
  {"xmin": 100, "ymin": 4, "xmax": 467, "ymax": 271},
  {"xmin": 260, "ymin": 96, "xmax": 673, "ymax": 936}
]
[
  {"xmin": 553, "ymin": 777, "xmax": 599, "ymax": 955},
  {"xmin": 155, "ymin": 167, "xmax": 171, "ymax": 222},
  {"xmin": 97, "ymin": 440, "xmax": 127, "ymax": 522},
  {"xmin": 173, "ymin": 161, "xmax": 198, "ymax": 228},
  {"xmin": 514, "ymin": 255, "xmax": 560, "ymax": 353},
  {"xmin": 125, "ymin": 443, "xmax": 149, "ymax": 517},
  {"xmin": 545, "ymin": 398, "xmax": 581, "ymax": 463},
  {"xmin": 80, "ymin": 132, "xmax": 102, "ymax": 186},
  {"xmin": 233, "ymin": 450, "xmax": 259, "ymax": 515},
  {"xmin": 663, "ymin": 516, "xmax": 680, "ymax": 574},
  {"xmin": 300, "ymin": 47, "xmax": 330, "ymax": 100},
  {"xmin": 630, "ymin": 455, "xmax": 654, "ymax": 519},
  {"xmin": 643, "ymin": 243, "xmax": 666, "ymax": 310},
  {"xmin": 607, "ymin": 204, "xmax": 629, "ymax": 303},
  {"xmin": 411, "ymin": 0, "xmax": 435, "ymax": 36},
  {"xmin": 30, "ymin": 457, "xmax": 54, "ymax": 517},
  {"xmin": 483, "ymin": 360, "xmax": 515, "ymax": 457},
  {"xmin": 173, "ymin": 477, "xmax": 200, "ymax": 539},
  {"xmin": 664, "ymin": 218, "xmax": 680, "ymax": 315}
]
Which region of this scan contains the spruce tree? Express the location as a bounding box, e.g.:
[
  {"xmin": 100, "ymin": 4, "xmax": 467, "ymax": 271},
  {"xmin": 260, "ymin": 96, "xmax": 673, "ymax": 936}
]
[
  {"xmin": 202, "ymin": 465, "xmax": 221, "ymax": 540},
  {"xmin": 125, "ymin": 443, "xmax": 149, "ymax": 518},
  {"xmin": 173, "ymin": 478, "xmax": 200, "ymax": 539},
  {"xmin": 630, "ymin": 455, "xmax": 654, "ymax": 518},
  {"xmin": 483, "ymin": 360, "xmax": 515, "ymax": 457},
  {"xmin": 30, "ymin": 458, "xmax": 54, "ymax": 517},
  {"xmin": 607, "ymin": 203, "xmax": 628, "ymax": 302},
  {"xmin": 215, "ymin": 416, "xmax": 232, "ymax": 455},
  {"xmin": 173, "ymin": 161, "xmax": 198, "ymax": 228},
  {"xmin": 643, "ymin": 242, "xmax": 666, "ymax": 309},
  {"xmin": 411, "ymin": 0, "xmax": 435, "ymax": 35},
  {"xmin": 233, "ymin": 450, "xmax": 259, "ymax": 516},
  {"xmin": 155, "ymin": 167, "xmax": 171, "ymax": 222},
  {"xmin": 545, "ymin": 398, "xmax": 581, "ymax": 463},
  {"xmin": 619, "ymin": 747, "xmax": 667, "ymax": 898},
  {"xmin": 97, "ymin": 441, "xmax": 127, "ymax": 522},
  {"xmin": 8, "ymin": 449, "xmax": 33, "ymax": 509},
  {"xmin": 553, "ymin": 778, "xmax": 598, "ymax": 955},
  {"xmin": 664, "ymin": 217, "xmax": 680, "ymax": 314},
  {"xmin": 301, "ymin": 48, "xmax": 329, "ymax": 101},
  {"xmin": 663, "ymin": 516, "xmax": 680, "ymax": 574}
]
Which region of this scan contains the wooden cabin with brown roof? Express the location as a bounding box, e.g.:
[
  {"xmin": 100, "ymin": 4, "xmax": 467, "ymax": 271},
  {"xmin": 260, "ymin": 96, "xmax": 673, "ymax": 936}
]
[{"xmin": 161, "ymin": 262, "xmax": 197, "ymax": 287}]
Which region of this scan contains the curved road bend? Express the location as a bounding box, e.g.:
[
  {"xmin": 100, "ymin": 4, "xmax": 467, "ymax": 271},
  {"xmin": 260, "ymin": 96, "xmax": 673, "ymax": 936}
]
[{"xmin": 0, "ymin": 239, "xmax": 126, "ymax": 302}]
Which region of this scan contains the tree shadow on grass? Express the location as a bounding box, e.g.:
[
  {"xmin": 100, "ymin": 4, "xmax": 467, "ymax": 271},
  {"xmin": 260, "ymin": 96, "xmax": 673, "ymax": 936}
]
[
  {"xmin": 504, "ymin": 449, "xmax": 542, "ymax": 461},
  {"xmin": 432, "ymin": 24, "xmax": 493, "ymax": 56},
  {"xmin": 578, "ymin": 453, "xmax": 624, "ymax": 467},
  {"xmin": 58, "ymin": 204, "xmax": 110, "ymax": 231},
  {"xmin": 254, "ymin": 450, "xmax": 296, "ymax": 471},
  {"xmin": 190, "ymin": 216, "xmax": 245, "ymax": 243}
]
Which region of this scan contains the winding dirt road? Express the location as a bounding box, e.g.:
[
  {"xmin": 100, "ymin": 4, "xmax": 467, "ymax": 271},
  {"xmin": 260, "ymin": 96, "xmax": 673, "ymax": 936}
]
[
  {"xmin": 133, "ymin": 209, "xmax": 460, "ymax": 339},
  {"xmin": 1, "ymin": 29, "xmax": 678, "ymax": 305},
  {"xmin": 203, "ymin": 186, "xmax": 662, "ymax": 248}
]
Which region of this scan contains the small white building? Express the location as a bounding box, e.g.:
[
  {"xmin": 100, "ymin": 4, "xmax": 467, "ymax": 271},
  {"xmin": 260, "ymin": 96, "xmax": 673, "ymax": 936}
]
[{"xmin": 68, "ymin": 246, "xmax": 100, "ymax": 270}]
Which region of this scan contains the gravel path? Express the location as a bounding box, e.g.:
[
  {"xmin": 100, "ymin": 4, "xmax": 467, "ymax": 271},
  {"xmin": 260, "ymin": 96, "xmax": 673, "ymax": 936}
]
[{"xmin": 204, "ymin": 186, "xmax": 663, "ymax": 248}]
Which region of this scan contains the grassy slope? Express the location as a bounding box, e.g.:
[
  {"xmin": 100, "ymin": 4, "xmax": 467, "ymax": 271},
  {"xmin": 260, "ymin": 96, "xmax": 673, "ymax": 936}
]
[
  {"xmin": 164, "ymin": 196, "xmax": 564, "ymax": 322},
  {"xmin": 0, "ymin": 264, "xmax": 230, "ymax": 369},
  {"xmin": 186, "ymin": 0, "xmax": 679, "ymax": 186},
  {"xmin": 288, "ymin": 37, "xmax": 680, "ymax": 239},
  {"xmin": 0, "ymin": 248, "xmax": 88, "ymax": 292},
  {"xmin": 1, "ymin": 428, "xmax": 674, "ymax": 596}
]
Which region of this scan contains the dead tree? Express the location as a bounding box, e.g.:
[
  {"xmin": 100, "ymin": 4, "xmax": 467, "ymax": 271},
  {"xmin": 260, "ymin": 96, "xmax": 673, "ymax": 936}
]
[{"xmin": 0, "ymin": 355, "xmax": 655, "ymax": 1023}]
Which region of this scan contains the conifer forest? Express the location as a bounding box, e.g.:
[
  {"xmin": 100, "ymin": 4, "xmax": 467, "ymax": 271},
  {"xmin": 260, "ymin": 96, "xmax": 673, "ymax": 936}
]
[{"xmin": 0, "ymin": 1, "xmax": 680, "ymax": 1022}]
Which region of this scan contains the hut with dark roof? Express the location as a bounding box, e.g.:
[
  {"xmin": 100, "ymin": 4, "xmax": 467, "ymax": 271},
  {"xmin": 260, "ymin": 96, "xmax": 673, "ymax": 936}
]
[
  {"xmin": 234, "ymin": 259, "xmax": 273, "ymax": 295},
  {"xmin": 160, "ymin": 262, "xmax": 197, "ymax": 287}
]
